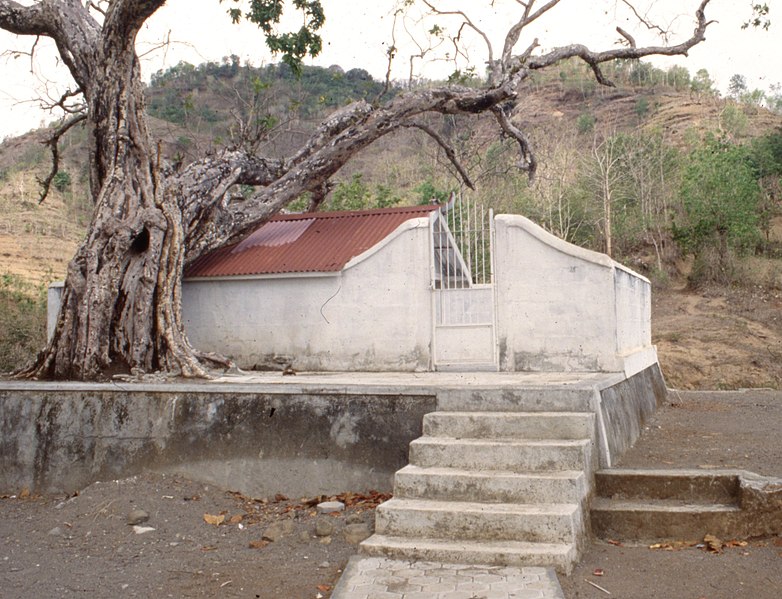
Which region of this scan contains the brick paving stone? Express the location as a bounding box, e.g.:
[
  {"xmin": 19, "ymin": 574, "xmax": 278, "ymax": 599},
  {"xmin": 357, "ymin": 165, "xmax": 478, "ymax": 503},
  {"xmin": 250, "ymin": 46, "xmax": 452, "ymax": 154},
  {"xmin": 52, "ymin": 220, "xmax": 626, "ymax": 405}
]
[
  {"xmin": 404, "ymin": 592, "xmax": 444, "ymax": 599},
  {"xmin": 331, "ymin": 557, "xmax": 566, "ymax": 599},
  {"xmin": 439, "ymin": 591, "xmax": 489, "ymax": 599},
  {"xmin": 389, "ymin": 567, "xmax": 425, "ymax": 578},
  {"xmin": 472, "ymin": 573, "xmax": 504, "ymax": 584},
  {"xmin": 420, "ymin": 582, "xmax": 460, "ymax": 593}
]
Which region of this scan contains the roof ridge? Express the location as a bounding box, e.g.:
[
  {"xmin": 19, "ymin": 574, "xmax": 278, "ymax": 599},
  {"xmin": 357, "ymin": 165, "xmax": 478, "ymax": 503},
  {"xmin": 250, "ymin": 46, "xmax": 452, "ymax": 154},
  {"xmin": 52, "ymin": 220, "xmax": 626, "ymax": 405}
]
[{"xmin": 273, "ymin": 204, "xmax": 439, "ymax": 221}]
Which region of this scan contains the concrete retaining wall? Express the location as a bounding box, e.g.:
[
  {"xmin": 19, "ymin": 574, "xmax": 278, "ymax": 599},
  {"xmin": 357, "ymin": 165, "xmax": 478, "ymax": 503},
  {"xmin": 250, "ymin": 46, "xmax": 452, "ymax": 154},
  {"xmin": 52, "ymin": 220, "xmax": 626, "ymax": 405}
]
[
  {"xmin": 595, "ymin": 364, "xmax": 667, "ymax": 468},
  {"xmin": 0, "ymin": 383, "xmax": 435, "ymax": 497}
]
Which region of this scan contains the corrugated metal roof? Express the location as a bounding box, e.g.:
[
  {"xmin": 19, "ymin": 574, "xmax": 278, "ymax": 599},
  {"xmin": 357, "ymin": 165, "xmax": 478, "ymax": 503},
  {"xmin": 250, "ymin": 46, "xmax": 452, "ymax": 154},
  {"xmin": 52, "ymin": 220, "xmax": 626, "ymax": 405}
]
[{"xmin": 185, "ymin": 204, "xmax": 439, "ymax": 278}]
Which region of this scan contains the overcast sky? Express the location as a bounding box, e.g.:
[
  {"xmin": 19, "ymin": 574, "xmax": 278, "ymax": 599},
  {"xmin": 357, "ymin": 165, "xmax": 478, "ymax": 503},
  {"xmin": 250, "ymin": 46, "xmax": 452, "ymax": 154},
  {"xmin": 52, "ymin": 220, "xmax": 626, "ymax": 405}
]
[{"xmin": 0, "ymin": 0, "xmax": 778, "ymax": 139}]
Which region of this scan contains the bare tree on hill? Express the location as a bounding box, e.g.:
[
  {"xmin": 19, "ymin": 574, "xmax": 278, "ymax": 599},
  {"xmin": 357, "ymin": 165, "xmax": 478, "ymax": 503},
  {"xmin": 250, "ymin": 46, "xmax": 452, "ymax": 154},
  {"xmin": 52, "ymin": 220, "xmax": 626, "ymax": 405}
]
[{"xmin": 0, "ymin": 0, "xmax": 713, "ymax": 380}]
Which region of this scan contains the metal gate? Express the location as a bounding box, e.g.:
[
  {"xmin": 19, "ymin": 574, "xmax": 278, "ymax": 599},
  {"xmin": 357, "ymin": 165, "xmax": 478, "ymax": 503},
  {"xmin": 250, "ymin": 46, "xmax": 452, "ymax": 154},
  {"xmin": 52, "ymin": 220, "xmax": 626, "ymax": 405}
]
[{"xmin": 431, "ymin": 193, "xmax": 497, "ymax": 371}]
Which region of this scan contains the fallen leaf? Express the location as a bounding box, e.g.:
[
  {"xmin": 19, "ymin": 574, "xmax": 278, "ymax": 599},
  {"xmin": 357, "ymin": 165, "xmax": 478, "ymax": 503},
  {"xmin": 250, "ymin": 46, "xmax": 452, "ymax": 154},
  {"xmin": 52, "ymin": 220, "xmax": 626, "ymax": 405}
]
[
  {"xmin": 228, "ymin": 514, "xmax": 244, "ymax": 525},
  {"xmin": 203, "ymin": 513, "xmax": 225, "ymax": 526},
  {"xmin": 19, "ymin": 487, "xmax": 30, "ymax": 499},
  {"xmin": 274, "ymin": 493, "xmax": 288, "ymax": 502},
  {"xmin": 725, "ymin": 540, "xmax": 748, "ymax": 548},
  {"xmin": 316, "ymin": 584, "xmax": 332, "ymax": 592},
  {"xmin": 703, "ymin": 534, "xmax": 723, "ymax": 553},
  {"xmin": 607, "ymin": 539, "xmax": 623, "ymax": 546},
  {"xmin": 201, "ymin": 545, "xmax": 217, "ymax": 552},
  {"xmin": 593, "ymin": 568, "xmax": 605, "ymax": 576},
  {"xmin": 249, "ymin": 540, "xmax": 270, "ymax": 550}
]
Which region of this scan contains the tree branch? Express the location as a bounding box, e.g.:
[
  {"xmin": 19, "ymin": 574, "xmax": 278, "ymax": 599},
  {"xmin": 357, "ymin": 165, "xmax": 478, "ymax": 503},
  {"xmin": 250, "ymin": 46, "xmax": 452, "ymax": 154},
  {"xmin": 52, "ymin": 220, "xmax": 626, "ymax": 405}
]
[
  {"xmin": 522, "ymin": 0, "xmax": 713, "ymax": 86},
  {"xmin": 0, "ymin": 0, "xmax": 99, "ymax": 89},
  {"xmin": 502, "ymin": 0, "xmax": 560, "ymax": 68},
  {"xmin": 420, "ymin": 0, "xmax": 494, "ymax": 72},
  {"xmin": 402, "ymin": 120, "xmax": 475, "ymax": 190},
  {"xmin": 37, "ymin": 112, "xmax": 87, "ymax": 203},
  {"xmin": 490, "ymin": 105, "xmax": 537, "ymax": 180}
]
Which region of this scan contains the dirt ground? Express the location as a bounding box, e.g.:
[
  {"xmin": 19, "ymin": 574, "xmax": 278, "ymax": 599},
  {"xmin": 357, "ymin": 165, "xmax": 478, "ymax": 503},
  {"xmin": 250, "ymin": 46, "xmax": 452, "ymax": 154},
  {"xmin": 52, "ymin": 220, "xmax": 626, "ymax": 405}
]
[
  {"xmin": 559, "ymin": 389, "xmax": 782, "ymax": 599},
  {"xmin": 0, "ymin": 474, "xmax": 385, "ymax": 598},
  {"xmin": 3, "ymin": 283, "xmax": 782, "ymax": 598}
]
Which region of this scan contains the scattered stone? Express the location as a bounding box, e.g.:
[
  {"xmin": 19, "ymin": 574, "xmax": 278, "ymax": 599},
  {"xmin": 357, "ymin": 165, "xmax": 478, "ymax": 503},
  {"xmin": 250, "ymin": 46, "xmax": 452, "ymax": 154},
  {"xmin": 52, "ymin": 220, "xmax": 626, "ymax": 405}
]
[
  {"xmin": 47, "ymin": 527, "xmax": 63, "ymax": 537},
  {"xmin": 318, "ymin": 561, "xmax": 330, "ymax": 569},
  {"xmin": 345, "ymin": 513, "xmax": 363, "ymax": 525},
  {"xmin": 343, "ymin": 523, "xmax": 371, "ymax": 545},
  {"xmin": 262, "ymin": 522, "xmax": 285, "ymax": 542},
  {"xmin": 132, "ymin": 525, "xmax": 155, "ymax": 535},
  {"xmin": 314, "ymin": 519, "xmax": 335, "ymax": 537},
  {"xmin": 127, "ymin": 509, "xmax": 149, "ymax": 525},
  {"xmin": 316, "ymin": 501, "xmax": 344, "ymax": 514},
  {"xmin": 319, "ymin": 537, "xmax": 332, "ymax": 545}
]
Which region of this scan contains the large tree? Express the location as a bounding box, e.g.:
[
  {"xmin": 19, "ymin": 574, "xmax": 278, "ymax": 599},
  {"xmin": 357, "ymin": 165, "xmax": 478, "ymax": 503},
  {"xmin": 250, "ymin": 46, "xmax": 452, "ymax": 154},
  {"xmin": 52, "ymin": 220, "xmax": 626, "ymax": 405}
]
[{"xmin": 0, "ymin": 0, "xmax": 713, "ymax": 380}]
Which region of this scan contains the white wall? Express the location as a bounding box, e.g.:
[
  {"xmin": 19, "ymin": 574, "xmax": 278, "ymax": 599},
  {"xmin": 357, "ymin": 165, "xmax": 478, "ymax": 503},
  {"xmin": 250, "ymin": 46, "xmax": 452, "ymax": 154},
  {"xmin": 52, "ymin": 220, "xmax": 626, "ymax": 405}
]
[
  {"xmin": 494, "ymin": 215, "xmax": 655, "ymax": 375},
  {"xmin": 182, "ymin": 218, "xmax": 434, "ymax": 371}
]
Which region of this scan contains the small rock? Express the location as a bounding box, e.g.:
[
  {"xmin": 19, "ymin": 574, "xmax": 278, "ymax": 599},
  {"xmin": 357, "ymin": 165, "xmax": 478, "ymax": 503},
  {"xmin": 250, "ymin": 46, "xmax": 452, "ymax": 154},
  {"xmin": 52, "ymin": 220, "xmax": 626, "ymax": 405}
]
[
  {"xmin": 319, "ymin": 537, "xmax": 332, "ymax": 545},
  {"xmin": 127, "ymin": 509, "xmax": 149, "ymax": 525},
  {"xmin": 315, "ymin": 519, "xmax": 335, "ymax": 537},
  {"xmin": 298, "ymin": 531, "xmax": 311, "ymax": 542},
  {"xmin": 345, "ymin": 513, "xmax": 363, "ymax": 525},
  {"xmin": 262, "ymin": 522, "xmax": 285, "ymax": 542},
  {"xmin": 343, "ymin": 523, "xmax": 371, "ymax": 545},
  {"xmin": 47, "ymin": 527, "xmax": 63, "ymax": 537},
  {"xmin": 316, "ymin": 501, "xmax": 344, "ymax": 514},
  {"xmin": 132, "ymin": 525, "xmax": 155, "ymax": 535},
  {"xmin": 318, "ymin": 561, "xmax": 330, "ymax": 569},
  {"xmin": 281, "ymin": 519, "xmax": 295, "ymax": 535}
]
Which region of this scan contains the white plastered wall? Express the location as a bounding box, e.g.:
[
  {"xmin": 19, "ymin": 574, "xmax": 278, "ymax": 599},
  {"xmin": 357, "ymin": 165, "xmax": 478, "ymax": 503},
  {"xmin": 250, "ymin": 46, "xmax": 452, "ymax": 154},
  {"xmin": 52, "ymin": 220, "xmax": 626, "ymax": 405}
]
[
  {"xmin": 182, "ymin": 217, "xmax": 434, "ymax": 371},
  {"xmin": 494, "ymin": 214, "xmax": 656, "ymax": 376}
]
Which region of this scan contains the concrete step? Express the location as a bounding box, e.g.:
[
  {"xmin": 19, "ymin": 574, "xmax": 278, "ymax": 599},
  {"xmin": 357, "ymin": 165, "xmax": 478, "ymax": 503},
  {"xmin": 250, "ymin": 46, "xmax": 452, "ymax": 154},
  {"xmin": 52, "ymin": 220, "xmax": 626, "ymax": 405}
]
[
  {"xmin": 595, "ymin": 469, "xmax": 741, "ymax": 503},
  {"xmin": 423, "ymin": 411, "xmax": 595, "ymax": 440},
  {"xmin": 375, "ymin": 498, "xmax": 581, "ymax": 544},
  {"xmin": 437, "ymin": 386, "xmax": 595, "ymax": 413},
  {"xmin": 360, "ymin": 534, "xmax": 578, "ymax": 575},
  {"xmin": 591, "ymin": 497, "xmax": 742, "ymax": 542},
  {"xmin": 394, "ymin": 465, "xmax": 588, "ymax": 504},
  {"xmin": 409, "ymin": 437, "xmax": 593, "ymax": 473}
]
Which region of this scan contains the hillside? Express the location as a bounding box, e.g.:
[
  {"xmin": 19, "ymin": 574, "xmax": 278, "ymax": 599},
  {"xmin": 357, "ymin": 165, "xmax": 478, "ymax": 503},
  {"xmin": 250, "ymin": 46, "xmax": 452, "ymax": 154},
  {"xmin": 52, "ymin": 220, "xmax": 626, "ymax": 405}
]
[{"xmin": 1, "ymin": 60, "xmax": 781, "ymax": 387}]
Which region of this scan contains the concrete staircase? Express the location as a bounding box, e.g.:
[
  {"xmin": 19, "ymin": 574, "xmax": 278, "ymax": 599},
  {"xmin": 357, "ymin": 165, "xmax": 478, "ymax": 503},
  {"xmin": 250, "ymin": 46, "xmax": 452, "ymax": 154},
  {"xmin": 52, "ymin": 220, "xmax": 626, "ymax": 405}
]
[
  {"xmin": 591, "ymin": 469, "xmax": 744, "ymax": 541},
  {"xmin": 361, "ymin": 406, "xmax": 598, "ymax": 575}
]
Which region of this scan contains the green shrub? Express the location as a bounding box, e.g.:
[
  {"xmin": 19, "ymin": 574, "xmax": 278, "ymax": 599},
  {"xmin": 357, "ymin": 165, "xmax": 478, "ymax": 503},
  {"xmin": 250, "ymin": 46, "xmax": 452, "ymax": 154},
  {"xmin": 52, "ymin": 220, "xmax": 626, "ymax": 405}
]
[{"xmin": 0, "ymin": 274, "xmax": 46, "ymax": 374}]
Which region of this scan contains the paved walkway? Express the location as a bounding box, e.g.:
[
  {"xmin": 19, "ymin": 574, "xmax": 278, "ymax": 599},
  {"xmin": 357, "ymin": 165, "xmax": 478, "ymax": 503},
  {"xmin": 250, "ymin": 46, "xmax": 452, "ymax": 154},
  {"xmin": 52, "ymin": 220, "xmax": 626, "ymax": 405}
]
[{"xmin": 331, "ymin": 557, "xmax": 566, "ymax": 599}]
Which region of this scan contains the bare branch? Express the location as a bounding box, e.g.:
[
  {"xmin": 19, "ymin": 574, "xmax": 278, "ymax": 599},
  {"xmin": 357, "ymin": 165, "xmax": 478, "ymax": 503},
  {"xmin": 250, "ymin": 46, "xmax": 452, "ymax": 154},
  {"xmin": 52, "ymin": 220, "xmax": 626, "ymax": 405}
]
[
  {"xmin": 37, "ymin": 112, "xmax": 87, "ymax": 203},
  {"xmin": 502, "ymin": 0, "xmax": 560, "ymax": 67},
  {"xmin": 616, "ymin": 26, "xmax": 636, "ymax": 48},
  {"xmin": 0, "ymin": 0, "xmax": 99, "ymax": 89},
  {"xmin": 402, "ymin": 120, "xmax": 475, "ymax": 189},
  {"xmin": 490, "ymin": 105, "xmax": 537, "ymax": 180},
  {"xmin": 420, "ymin": 0, "xmax": 494, "ymax": 68},
  {"xmin": 619, "ymin": 0, "xmax": 670, "ymax": 42},
  {"xmin": 522, "ymin": 0, "xmax": 714, "ymax": 86}
]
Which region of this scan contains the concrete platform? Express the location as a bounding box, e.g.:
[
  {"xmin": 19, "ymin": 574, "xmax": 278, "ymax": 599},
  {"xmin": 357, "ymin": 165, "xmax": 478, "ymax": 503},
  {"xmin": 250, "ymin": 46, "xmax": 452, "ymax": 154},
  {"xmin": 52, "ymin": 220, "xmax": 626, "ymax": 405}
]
[{"xmin": 331, "ymin": 556, "xmax": 566, "ymax": 599}]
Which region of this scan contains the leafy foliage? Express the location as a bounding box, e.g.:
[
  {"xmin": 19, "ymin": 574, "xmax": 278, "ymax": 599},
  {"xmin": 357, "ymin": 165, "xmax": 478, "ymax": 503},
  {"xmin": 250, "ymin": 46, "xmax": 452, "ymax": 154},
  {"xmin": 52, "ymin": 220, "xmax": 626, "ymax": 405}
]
[
  {"xmin": 0, "ymin": 274, "xmax": 46, "ymax": 373},
  {"xmin": 221, "ymin": 0, "xmax": 325, "ymax": 74},
  {"xmin": 674, "ymin": 138, "xmax": 763, "ymax": 283},
  {"xmin": 325, "ymin": 174, "xmax": 401, "ymax": 211}
]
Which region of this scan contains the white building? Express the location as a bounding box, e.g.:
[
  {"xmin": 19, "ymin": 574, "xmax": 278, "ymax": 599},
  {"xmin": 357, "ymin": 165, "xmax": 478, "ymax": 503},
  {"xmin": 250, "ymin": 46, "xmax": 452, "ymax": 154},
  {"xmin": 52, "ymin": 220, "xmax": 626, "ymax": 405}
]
[{"xmin": 181, "ymin": 201, "xmax": 656, "ymax": 377}]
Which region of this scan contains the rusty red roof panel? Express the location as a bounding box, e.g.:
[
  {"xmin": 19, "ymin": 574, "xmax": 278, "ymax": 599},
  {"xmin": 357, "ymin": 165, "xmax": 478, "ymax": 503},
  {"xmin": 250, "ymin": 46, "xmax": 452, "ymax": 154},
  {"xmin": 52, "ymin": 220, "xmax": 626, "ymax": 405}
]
[{"xmin": 185, "ymin": 204, "xmax": 438, "ymax": 278}]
